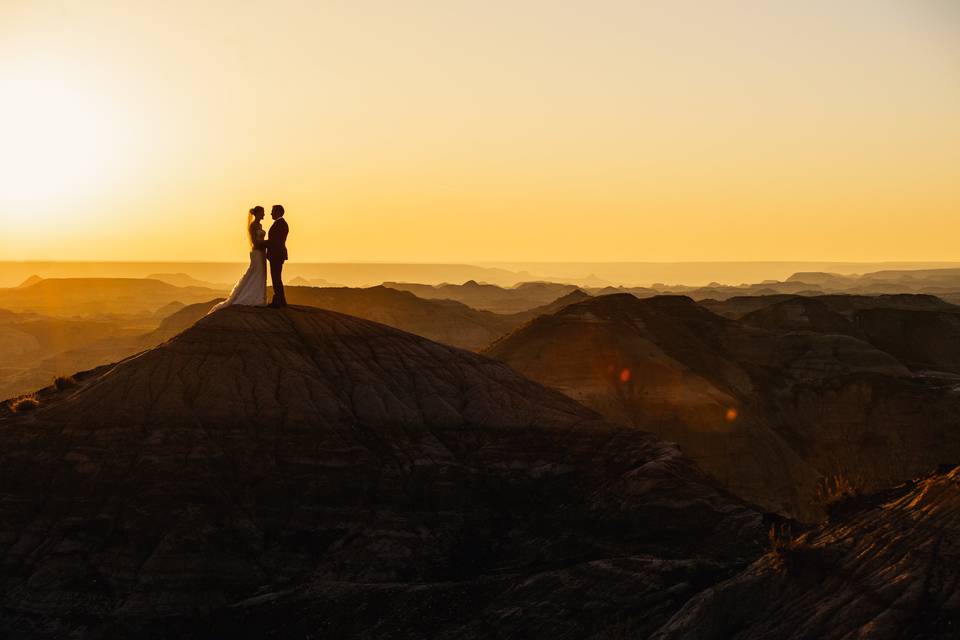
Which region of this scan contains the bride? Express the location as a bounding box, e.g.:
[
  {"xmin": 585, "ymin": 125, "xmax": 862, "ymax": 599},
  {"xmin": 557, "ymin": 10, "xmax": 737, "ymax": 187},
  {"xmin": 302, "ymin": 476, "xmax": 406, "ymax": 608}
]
[{"xmin": 209, "ymin": 206, "xmax": 268, "ymax": 313}]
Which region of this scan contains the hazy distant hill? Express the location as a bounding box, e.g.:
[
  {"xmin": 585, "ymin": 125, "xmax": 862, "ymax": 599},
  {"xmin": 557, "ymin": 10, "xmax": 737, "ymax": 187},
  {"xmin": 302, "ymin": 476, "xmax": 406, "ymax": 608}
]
[
  {"xmin": 0, "ymin": 305, "xmax": 763, "ymax": 638},
  {"xmin": 281, "ymin": 285, "xmax": 521, "ymax": 350},
  {"xmin": 16, "ymin": 275, "xmax": 43, "ymax": 288},
  {"xmin": 146, "ymin": 272, "xmax": 231, "ymax": 289},
  {"xmin": 0, "ymin": 299, "xmax": 224, "ymax": 402},
  {"xmin": 574, "ymin": 267, "xmax": 960, "ymax": 304},
  {"xmin": 384, "ymin": 280, "xmax": 579, "ymax": 313},
  {"xmin": 784, "ymin": 271, "xmax": 859, "ymax": 287},
  {"xmin": 0, "ymin": 278, "xmax": 226, "ymax": 317},
  {"xmin": 0, "ymin": 311, "xmax": 130, "ymax": 369},
  {"xmin": 780, "ymin": 269, "xmax": 960, "ymax": 303},
  {"xmin": 0, "ymin": 309, "xmax": 142, "ymax": 400}
]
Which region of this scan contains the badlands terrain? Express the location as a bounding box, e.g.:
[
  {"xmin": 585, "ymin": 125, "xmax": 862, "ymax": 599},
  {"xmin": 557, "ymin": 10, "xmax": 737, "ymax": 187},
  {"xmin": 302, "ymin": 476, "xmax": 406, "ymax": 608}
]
[{"xmin": 1, "ymin": 268, "xmax": 959, "ymax": 637}]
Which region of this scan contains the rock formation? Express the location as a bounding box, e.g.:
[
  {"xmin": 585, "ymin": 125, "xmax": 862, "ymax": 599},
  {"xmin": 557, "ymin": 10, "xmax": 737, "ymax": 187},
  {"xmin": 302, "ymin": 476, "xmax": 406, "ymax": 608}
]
[
  {"xmin": 486, "ymin": 294, "xmax": 960, "ymax": 520},
  {"xmin": 652, "ymin": 465, "xmax": 960, "ymax": 639},
  {"xmin": 712, "ymin": 294, "xmax": 960, "ymax": 375}
]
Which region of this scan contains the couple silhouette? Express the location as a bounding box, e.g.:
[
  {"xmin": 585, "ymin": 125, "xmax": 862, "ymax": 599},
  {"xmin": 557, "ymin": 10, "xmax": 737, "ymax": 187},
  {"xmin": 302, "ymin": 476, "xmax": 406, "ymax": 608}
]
[{"xmin": 209, "ymin": 204, "xmax": 289, "ymax": 313}]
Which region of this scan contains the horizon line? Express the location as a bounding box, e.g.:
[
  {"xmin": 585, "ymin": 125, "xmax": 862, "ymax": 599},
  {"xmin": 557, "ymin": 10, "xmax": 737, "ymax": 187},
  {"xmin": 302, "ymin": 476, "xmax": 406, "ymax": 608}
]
[{"xmin": 5, "ymin": 259, "xmax": 960, "ymax": 266}]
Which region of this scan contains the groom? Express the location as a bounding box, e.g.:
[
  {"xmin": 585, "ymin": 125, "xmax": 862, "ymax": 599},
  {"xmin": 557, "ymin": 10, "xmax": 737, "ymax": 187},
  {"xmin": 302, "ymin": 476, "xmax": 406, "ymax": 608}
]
[{"xmin": 266, "ymin": 204, "xmax": 289, "ymax": 308}]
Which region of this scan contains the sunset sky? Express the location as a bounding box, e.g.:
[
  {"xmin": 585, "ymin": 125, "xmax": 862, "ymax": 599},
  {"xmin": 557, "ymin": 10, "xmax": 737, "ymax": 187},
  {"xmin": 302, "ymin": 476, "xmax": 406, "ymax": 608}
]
[{"xmin": 1, "ymin": 0, "xmax": 958, "ymax": 263}]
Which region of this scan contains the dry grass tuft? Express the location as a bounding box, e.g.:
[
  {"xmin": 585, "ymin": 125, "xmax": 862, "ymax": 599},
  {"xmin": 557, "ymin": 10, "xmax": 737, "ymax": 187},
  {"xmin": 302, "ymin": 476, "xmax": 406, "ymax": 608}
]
[
  {"xmin": 768, "ymin": 523, "xmax": 795, "ymax": 554},
  {"xmin": 54, "ymin": 375, "xmax": 78, "ymax": 391},
  {"xmin": 768, "ymin": 523, "xmax": 808, "ymax": 573},
  {"xmin": 8, "ymin": 395, "xmax": 40, "ymax": 413},
  {"xmin": 816, "ymin": 473, "xmax": 865, "ymax": 520}
]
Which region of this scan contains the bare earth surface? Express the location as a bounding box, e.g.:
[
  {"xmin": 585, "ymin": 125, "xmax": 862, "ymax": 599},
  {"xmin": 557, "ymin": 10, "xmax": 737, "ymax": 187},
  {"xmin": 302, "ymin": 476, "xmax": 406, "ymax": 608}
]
[
  {"xmin": 0, "ymin": 305, "xmax": 763, "ymax": 639},
  {"xmin": 653, "ymin": 465, "xmax": 960, "ymax": 640}
]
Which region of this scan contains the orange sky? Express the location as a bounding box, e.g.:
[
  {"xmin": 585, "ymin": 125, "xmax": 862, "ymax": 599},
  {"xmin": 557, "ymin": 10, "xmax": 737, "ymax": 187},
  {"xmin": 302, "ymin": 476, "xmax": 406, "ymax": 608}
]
[{"xmin": 1, "ymin": 1, "xmax": 958, "ymax": 263}]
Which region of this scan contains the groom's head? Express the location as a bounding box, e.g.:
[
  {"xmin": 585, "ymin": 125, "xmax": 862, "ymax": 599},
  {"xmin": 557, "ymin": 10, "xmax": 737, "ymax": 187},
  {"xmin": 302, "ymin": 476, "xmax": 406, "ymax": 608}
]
[{"xmin": 271, "ymin": 204, "xmax": 285, "ymax": 220}]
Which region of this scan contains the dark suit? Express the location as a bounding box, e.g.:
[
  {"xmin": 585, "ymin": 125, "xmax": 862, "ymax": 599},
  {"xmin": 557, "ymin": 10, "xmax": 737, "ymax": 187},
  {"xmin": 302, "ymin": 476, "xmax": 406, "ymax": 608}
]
[{"xmin": 266, "ymin": 217, "xmax": 289, "ymax": 307}]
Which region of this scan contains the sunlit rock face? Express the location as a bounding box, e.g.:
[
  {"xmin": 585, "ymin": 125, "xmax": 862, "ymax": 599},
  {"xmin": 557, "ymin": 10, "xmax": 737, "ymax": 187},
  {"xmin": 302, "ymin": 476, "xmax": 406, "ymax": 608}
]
[
  {"xmin": 0, "ymin": 305, "xmax": 763, "ymax": 639},
  {"xmin": 487, "ymin": 294, "xmax": 960, "ymax": 521},
  {"xmin": 652, "ymin": 465, "xmax": 960, "ymax": 640}
]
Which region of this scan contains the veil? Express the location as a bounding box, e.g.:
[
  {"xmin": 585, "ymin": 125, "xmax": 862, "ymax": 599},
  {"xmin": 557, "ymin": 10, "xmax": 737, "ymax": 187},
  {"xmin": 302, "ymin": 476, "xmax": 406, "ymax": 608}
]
[{"xmin": 247, "ymin": 211, "xmax": 256, "ymax": 249}]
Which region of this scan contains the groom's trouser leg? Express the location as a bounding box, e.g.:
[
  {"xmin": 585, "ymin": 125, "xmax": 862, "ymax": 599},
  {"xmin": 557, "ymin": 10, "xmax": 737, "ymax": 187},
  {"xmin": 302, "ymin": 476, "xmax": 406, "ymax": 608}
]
[{"xmin": 271, "ymin": 260, "xmax": 286, "ymax": 306}]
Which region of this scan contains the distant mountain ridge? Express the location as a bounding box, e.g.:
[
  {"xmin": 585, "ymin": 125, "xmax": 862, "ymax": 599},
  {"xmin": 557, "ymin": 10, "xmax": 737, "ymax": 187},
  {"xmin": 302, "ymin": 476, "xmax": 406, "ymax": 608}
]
[
  {"xmin": 146, "ymin": 272, "xmax": 231, "ymax": 289},
  {"xmin": 383, "ymin": 280, "xmax": 579, "ymax": 313}
]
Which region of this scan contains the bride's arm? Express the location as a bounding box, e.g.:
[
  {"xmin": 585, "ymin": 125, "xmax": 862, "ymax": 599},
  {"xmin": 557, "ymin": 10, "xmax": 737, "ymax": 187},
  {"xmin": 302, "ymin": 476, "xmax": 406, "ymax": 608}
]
[{"xmin": 250, "ymin": 224, "xmax": 265, "ymax": 250}]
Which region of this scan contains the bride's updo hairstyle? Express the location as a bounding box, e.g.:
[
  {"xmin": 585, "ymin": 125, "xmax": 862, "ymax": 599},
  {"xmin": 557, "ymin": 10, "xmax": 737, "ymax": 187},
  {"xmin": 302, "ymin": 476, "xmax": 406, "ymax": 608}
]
[{"xmin": 247, "ymin": 205, "xmax": 265, "ymax": 248}]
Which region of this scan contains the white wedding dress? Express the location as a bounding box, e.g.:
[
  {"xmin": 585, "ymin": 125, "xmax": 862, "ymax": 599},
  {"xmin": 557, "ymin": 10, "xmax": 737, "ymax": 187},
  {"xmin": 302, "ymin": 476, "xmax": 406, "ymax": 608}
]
[{"xmin": 209, "ymin": 227, "xmax": 267, "ymax": 313}]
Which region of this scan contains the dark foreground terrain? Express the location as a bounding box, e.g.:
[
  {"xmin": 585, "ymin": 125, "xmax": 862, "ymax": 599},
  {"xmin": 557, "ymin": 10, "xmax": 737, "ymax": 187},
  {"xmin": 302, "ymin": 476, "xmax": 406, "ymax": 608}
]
[
  {"xmin": 653, "ymin": 465, "xmax": 960, "ymax": 640},
  {"xmin": 2, "ymin": 304, "xmax": 957, "ymax": 638},
  {"xmin": 0, "ymin": 306, "xmax": 763, "ymax": 638}
]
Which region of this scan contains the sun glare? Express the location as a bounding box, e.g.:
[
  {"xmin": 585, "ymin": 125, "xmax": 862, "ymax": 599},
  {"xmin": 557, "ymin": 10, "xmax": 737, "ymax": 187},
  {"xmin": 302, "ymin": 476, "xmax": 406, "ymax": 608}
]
[{"xmin": 0, "ymin": 64, "xmax": 136, "ymax": 213}]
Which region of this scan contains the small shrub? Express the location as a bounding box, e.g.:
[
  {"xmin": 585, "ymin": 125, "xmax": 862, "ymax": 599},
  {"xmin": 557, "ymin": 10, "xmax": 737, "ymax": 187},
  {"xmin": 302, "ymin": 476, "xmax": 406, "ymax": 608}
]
[
  {"xmin": 768, "ymin": 523, "xmax": 809, "ymax": 574},
  {"xmin": 768, "ymin": 523, "xmax": 794, "ymax": 554},
  {"xmin": 8, "ymin": 395, "xmax": 40, "ymax": 413},
  {"xmin": 816, "ymin": 473, "xmax": 865, "ymax": 520},
  {"xmin": 53, "ymin": 375, "xmax": 77, "ymax": 391}
]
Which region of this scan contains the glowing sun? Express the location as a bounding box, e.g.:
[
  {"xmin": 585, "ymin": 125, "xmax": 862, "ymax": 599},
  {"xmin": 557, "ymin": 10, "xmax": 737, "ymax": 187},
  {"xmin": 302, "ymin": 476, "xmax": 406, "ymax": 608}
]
[{"xmin": 0, "ymin": 63, "xmax": 136, "ymax": 213}]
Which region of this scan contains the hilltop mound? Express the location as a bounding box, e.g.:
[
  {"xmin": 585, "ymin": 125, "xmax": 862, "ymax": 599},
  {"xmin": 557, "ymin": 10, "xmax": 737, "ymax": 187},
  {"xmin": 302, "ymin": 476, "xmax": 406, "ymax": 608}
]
[
  {"xmin": 17, "ymin": 275, "xmax": 43, "ymax": 288},
  {"xmin": 497, "ymin": 288, "xmax": 592, "ymax": 327},
  {"xmin": 0, "ymin": 305, "xmax": 762, "ymax": 638},
  {"xmin": 740, "ymin": 296, "xmax": 856, "ymax": 336}
]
